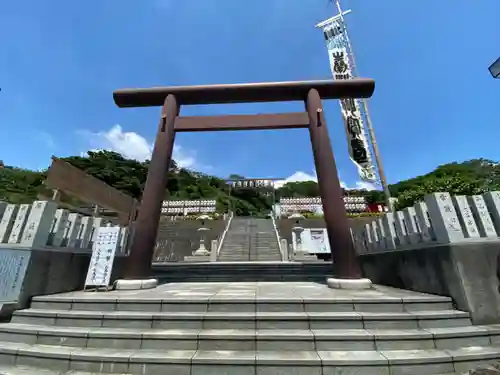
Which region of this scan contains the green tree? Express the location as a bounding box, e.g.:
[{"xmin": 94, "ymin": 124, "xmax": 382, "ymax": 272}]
[{"xmin": 2, "ymin": 153, "xmax": 500, "ymax": 217}]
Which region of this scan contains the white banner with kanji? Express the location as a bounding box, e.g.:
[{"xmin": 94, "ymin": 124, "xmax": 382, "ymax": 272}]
[
  {"xmin": 323, "ymin": 20, "xmax": 377, "ymax": 182},
  {"xmin": 84, "ymin": 226, "xmax": 120, "ymax": 288}
]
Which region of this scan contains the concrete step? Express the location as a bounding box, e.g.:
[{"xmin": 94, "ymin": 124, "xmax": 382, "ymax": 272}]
[
  {"xmin": 148, "ymin": 262, "xmax": 353, "ymax": 281},
  {"xmin": 0, "ymin": 365, "xmax": 132, "ymax": 375},
  {"xmin": 0, "ymin": 324, "xmax": 498, "ymax": 352},
  {"xmin": 161, "ymin": 275, "xmax": 326, "ymax": 282},
  {"xmin": 1, "ymin": 282, "xmax": 497, "ymax": 375},
  {"xmin": 1, "ymin": 342, "xmax": 500, "ymax": 375},
  {"xmin": 31, "ymin": 294, "xmax": 454, "ymax": 313},
  {"xmin": 11, "ymin": 310, "xmax": 471, "ymax": 330},
  {"xmin": 250, "ymin": 258, "xmax": 282, "ymax": 262}
]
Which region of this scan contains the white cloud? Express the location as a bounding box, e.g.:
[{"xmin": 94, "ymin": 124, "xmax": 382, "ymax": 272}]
[
  {"xmin": 273, "ymin": 171, "xmax": 317, "ymax": 188},
  {"xmin": 81, "ymin": 124, "xmax": 198, "ymax": 168},
  {"xmin": 276, "ymin": 170, "xmax": 379, "ymax": 191},
  {"xmin": 354, "ymin": 180, "xmax": 379, "ymax": 191}
]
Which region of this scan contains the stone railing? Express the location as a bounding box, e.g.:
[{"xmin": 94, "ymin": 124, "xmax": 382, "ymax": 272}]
[
  {"xmin": 0, "ymin": 200, "xmax": 129, "ymax": 253},
  {"xmin": 351, "ymin": 191, "xmax": 500, "ymax": 254},
  {"xmin": 0, "ymin": 200, "xmax": 129, "ymax": 318},
  {"xmin": 216, "ymin": 211, "xmax": 233, "ymax": 257},
  {"xmin": 355, "ymin": 191, "xmax": 500, "ymax": 325}
]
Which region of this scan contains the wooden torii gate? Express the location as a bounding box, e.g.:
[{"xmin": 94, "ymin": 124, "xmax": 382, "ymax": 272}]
[{"xmin": 112, "ymin": 79, "xmax": 375, "ymax": 285}]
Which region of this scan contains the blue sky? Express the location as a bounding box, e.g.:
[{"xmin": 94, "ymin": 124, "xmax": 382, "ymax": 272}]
[{"xmin": 1, "ymin": 0, "xmax": 499, "ymax": 190}]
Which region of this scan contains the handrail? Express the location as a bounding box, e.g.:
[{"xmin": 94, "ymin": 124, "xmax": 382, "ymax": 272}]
[
  {"xmin": 216, "ymin": 211, "xmax": 234, "ymax": 256},
  {"xmin": 270, "ymin": 212, "xmax": 284, "ymax": 261}
]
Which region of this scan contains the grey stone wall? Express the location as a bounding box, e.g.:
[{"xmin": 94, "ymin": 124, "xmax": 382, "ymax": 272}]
[
  {"xmin": 0, "ymin": 247, "xmax": 126, "ymax": 318},
  {"xmin": 359, "ymin": 241, "xmax": 500, "ymax": 325}
]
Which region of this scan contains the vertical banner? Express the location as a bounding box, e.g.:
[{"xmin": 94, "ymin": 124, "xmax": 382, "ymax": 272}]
[{"xmin": 322, "ymin": 20, "xmax": 377, "ymax": 182}]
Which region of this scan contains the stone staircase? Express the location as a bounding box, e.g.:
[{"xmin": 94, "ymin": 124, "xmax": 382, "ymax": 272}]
[
  {"xmin": 152, "ymin": 262, "xmax": 331, "ymax": 283},
  {"xmin": 218, "ymin": 218, "xmax": 281, "ymax": 262},
  {"xmin": 217, "ymin": 218, "xmax": 251, "ymax": 261},
  {"xmin": 1, "ymin": 282, "xmax": 500, "ymax": 374},
  {"xmin": 249, "ymin": 219, "xmax": 282, "ymax": 262}
]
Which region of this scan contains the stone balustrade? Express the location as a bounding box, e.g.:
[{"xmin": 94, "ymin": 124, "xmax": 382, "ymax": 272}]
[
  {"xmin": 0, "ymin": 200, "xmax": 129, "ymax": 254},
  {"xmin": 351, "ymin": 191, "xmax": 500, "ymax": 255},
  {"xmin": 0, "ymin": 200, "xmax": 130, "ymax": 318}
]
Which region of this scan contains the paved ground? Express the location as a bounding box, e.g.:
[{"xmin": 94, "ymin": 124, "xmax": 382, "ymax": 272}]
[{"xmin": 55, "ymin": 282, "xmax": 449, "ymax": 302}]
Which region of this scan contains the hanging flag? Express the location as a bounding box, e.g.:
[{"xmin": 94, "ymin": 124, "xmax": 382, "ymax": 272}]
[{"xmin": 322, "ymin": 19, "xmax": 377, "ymax": 182}]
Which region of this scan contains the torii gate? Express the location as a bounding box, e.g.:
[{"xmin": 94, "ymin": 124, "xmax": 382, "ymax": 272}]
[{"xmin": 112, "ymin": 79, "xmax": 375, "ymax": 290}]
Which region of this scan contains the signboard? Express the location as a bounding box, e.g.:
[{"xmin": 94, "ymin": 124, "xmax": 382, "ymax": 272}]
[
  {"xmin": 292, "ymin": 228, "xmax": 331, "ymax": 254},
  {"xmin": 84, "ymin": 226, "xmax": 120, "ymax": 289},
  {"xmin": 322, "ymin": 19, "xmax": 376, "ymax": 182},
  {"xmin": 0, "ymin": 249, "xmax": 31, "ymax": 302}
]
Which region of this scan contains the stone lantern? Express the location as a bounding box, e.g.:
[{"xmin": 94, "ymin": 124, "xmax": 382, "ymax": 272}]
[
  {"xmin": 289, "ymin": 213, "xmax": 305, "ymax": 253},
  {"xmin": 289, "ymin": 213, "xmax": 316, "ymax": 261},
  {"xmin": 192, "ymin": 214, "xmax": 212, "ymax": 257}
]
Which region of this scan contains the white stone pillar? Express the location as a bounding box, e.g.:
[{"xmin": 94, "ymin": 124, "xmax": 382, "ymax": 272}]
[
  {"xmin": 414, "ymin": 202, "xmax": 434, "ymax": 242},
  {"xmin": 483, "ymin": 191, "xmax": 500, "ymax": 236},
  {"xmin": 50, "ymin": 209, "xmax": 69, "ymax": 247},
  {"xmin": 77, "ymin": 216, "xmax": 94, "ymax": 248},
  {"xmin": 468, "ymin": 195, "xmax": 497, "ymax": 238},
  {"xmin": 0, "ymin": 204, "xmax": 18, "ymax": 243},
  {"xmin": 452, "ymin": 195, "xmax": 480, "ymax": 239},
  {"xmin": 8, "ymin": 204, "xmax": 32, "ymax": 244},
  {"xmin": 370, "ymin": 220, "xmax": 380, "ymax": 251},
  {"xmin": 424, "ymin": 192, "xmax": 465, "ymax": 244},
  {"xmin": 65, "ymin": 213, "xmax": 82, "ymax": 248},
  {"xmin": 380, "ymin": 213, "xmax": 397, "ymax": 250},
  {"xmin": 403, "ymin": 207, "xmax": 421, "ymax": 245},
  {"xmin": 20, "ymin": 200, "xmax": 58, "ymax": 247},
  {"xmin": 393, "ymin": 211, "xmax": 409, "ymax": 247}
]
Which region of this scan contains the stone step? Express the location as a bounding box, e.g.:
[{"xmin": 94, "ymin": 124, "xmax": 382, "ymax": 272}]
[
  {"xmin": 1, "ymin": 342, "xmax": 500, "ymax": 375},
  {"xmin": 0, "ymin": 324, "xmax": 498, "ymax": 352},
  {"xmin": 31, "ymin": 294, "xmax": 453, "ymax": 313},
  {"xmin": 0, "ymin": 365, "xmax": 132, "ymax": 375},
  {"xmin": 11, "ymin": 310, "xmax": 471, "ymax": 330},
  {"xmin": 152, "ymin": 263, "xmax": 334, "ymax": 281},
  {"xmin": 157, "ymin": 275, "xmax": 328, "ymax": 282}
]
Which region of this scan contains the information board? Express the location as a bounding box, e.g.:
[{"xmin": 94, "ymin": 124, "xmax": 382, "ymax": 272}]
[
  {"xmin": 0, "ymin": 249, "xmax": 31, "ymax": 302},
  {"xmin": 84, "ymin": 226, "xmax": 120, "ymax": 289},
  {"xmin": 292, "ymin": 228, "xmax": 331, "ymax": 254}
]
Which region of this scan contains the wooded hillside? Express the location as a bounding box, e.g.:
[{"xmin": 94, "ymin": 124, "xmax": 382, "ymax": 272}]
[{"xmin": 1, "ymin": 151, "xmax": 498, "ymax": 216}]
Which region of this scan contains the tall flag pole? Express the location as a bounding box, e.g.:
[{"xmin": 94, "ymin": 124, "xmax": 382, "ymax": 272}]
[{"xmin": 316, "ymin": 0, "xmax": 393, "ymax": 211}]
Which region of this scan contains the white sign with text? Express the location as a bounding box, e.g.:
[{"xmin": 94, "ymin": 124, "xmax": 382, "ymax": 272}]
[{"xmin": 84, "ymin": 226, "xmax": 121, "ymax": 289}]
